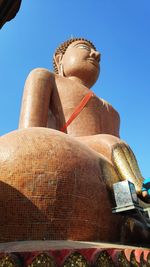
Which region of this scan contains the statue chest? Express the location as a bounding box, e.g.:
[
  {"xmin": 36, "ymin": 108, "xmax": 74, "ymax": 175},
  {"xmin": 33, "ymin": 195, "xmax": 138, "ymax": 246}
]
[{"xmin": 60, "ymin": 94, "xmax": 119, "ymax": 137}]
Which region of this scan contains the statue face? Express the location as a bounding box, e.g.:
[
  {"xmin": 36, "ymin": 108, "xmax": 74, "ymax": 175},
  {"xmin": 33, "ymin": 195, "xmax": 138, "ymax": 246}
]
[{"xmin": 61, "ymin": 40, "xmax": 101, "ymax": 87}]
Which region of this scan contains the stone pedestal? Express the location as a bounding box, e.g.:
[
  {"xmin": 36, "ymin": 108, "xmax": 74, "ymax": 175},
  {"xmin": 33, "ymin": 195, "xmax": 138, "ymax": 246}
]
[
  {"xmin": 112, "ymin": 180, "xmax": 140, "ymax": 212},
  {"xmin": 0, "ymin": 241, "xmax": 150, "ymax": 266}
]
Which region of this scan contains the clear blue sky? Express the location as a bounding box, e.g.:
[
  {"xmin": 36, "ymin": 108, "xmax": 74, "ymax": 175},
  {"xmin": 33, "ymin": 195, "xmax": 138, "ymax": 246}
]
[{"xmin": 0, "ymin": 0, "xmax": 150, "ymax": 178}]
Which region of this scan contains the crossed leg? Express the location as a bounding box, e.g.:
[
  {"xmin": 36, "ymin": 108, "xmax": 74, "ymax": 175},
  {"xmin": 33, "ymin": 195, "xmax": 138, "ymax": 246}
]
[{"xmin": 76, "ymin": 134, "xmax": 143, "ymax": 196}]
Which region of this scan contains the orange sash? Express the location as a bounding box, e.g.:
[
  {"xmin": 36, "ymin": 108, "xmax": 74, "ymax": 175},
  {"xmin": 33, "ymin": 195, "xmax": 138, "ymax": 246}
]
[{"xmin": 60, "ymin": 90, "xmax": 94, "ymax": 132}]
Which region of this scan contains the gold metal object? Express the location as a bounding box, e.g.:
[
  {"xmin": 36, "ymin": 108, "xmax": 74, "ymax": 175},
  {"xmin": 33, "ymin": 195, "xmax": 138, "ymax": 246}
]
[
  {"xmin": 95, "ymin": 251, "xmax": 115, "ymax": 266},
  {"xmin": 27, "ymin": 254, "xmax": 55, "ymax": 267},
  {"xmin": 0, "ymin": 255, "xmax": 20, "ymax": 267},
  {"xmin": 63, "ymin": 252, "xmax": 89, "ymax": 267},
  {"xmin": 112, "ymin": 143, "xmax": 143, "ymax": 194}
]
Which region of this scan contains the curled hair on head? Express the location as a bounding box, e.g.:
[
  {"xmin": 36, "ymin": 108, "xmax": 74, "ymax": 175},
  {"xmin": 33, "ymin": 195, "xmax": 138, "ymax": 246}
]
[{"xmin": 53, "ymin": 37, "xmax": 97, "ymax": 74}]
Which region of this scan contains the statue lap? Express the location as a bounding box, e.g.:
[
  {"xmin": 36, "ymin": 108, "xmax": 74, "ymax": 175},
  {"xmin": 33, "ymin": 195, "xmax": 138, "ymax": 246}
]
[
  {"xmin": 0, "ymin": 127, "xmax": 122, "ymax": 242},
  {"xmin": 0, "ymin": 127, "xmax": 149, "ymax": 244}
]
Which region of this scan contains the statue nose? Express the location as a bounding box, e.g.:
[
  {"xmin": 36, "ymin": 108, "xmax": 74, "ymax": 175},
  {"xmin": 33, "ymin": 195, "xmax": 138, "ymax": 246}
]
[{"xmin": 90, "ymin": 49, "xmax": 101, "ymax": 62}]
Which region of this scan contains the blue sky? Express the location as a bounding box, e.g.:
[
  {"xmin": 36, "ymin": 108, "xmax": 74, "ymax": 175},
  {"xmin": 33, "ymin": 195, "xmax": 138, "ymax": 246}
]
[{"xmin": 0, "ymin": 0, "xmax": 150, "ymax": 178}]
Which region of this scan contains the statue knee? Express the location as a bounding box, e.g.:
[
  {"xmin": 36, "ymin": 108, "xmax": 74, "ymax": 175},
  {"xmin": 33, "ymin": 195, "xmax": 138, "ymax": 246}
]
[
  {"xmin": 19, "ymin": 68, "xmax": 54, "ymax": 128},
  {"xmin": 27, "ymin": 68, "xmax": 54, "ymax": 88}
]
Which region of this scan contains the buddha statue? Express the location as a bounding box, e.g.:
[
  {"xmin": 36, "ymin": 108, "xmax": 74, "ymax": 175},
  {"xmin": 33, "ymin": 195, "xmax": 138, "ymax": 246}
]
[
  {"xmin": 19, "ymin": 37, "xmax": 143, "ymax": 196},
  {"xmin": 0, "ymin": 38, "xmax": 149, "ymax": 244}
]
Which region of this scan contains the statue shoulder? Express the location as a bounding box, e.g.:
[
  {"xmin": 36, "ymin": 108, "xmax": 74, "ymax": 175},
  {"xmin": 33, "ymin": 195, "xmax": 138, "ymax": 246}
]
[{"xmin": 99, "ymin": 97, "xmax": 120, "ymax": 120}]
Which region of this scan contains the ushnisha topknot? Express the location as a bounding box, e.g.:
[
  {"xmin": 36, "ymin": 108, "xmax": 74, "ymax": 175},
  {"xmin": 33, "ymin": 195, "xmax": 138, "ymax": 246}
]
[{"xmin": 53, "ymin": 37, "xmax": 97, "ymax": 74}]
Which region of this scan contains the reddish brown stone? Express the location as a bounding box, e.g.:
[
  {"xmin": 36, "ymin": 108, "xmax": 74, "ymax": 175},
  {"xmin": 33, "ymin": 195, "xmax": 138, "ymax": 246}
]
[
  {"xmin": 0, "ymin": 128, "xmax": 123, "ymax": 242},
  {"xmin": 0, "ymin": 38, "xmax": 149, "ymax": 244}
]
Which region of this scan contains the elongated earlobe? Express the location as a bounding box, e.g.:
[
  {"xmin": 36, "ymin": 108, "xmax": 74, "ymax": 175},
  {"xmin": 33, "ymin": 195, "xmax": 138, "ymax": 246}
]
[
  {"xmin": 59, "ymin": 64, "xmax": 64, "ymax": 76},
  {"xmin": 53, "ymin": 53, "xmax": 64, "ymax": 76}
]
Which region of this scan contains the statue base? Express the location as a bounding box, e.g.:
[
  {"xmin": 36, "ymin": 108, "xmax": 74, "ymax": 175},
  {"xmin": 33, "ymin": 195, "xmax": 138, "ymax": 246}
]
[{"xmin": 0, "ymin": 240, "xmax": 150, "ymax": 266}]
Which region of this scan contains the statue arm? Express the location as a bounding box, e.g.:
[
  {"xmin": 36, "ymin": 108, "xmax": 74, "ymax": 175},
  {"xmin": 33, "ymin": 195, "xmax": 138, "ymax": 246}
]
[{"xmin": 19, "ymin": 68, "xmax": 55, "ymax": 128}]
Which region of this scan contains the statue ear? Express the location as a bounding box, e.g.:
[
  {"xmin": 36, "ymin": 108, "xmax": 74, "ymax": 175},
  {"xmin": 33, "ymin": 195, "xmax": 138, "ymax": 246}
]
[{"xmin": 53, "ymin": 53, "xmax": 63, "ymax": 75}]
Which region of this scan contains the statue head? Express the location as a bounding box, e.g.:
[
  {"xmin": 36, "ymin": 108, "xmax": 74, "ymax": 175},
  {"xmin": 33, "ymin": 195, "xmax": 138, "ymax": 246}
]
[{"xmin": 53, "ymin": 38, "xmax": 101, "ymax": 87}]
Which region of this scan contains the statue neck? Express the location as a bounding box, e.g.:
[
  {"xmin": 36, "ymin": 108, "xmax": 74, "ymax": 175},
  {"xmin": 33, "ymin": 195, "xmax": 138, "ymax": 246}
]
[{"xmin": 67, "ymin": 76, "xmax": 93, "ymax": 88}]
